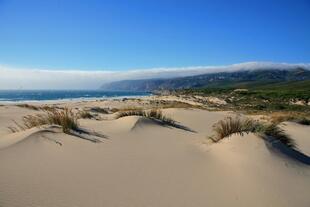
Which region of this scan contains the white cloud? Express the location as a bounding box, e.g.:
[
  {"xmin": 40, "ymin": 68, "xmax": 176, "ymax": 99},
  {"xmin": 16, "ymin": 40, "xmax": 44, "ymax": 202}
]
[{"xmin": 0, "ymin": 62, "xmax": 309, "ymax": 89}]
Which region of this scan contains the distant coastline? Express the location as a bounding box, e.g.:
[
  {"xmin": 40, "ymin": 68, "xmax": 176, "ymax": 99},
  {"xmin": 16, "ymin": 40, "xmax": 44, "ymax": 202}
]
[{"xmin": 0, "ymin": 90, "xmax": 150, "ymax": 103}]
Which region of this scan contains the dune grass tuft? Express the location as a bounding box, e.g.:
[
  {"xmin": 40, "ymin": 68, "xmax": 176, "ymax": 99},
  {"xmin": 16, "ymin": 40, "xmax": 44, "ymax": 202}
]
[
  {"xmin": 16, "ymin": 104, "xmax": 40, "ymax": 111},
  {"xmin": 78, "ymin": 110, "xmax": 95, "ymax": 119},
  {"xmin": 15, "ymin": 104, "xmax": 61, "ymax": 112},
  {"xmin": 268, "ymin": 112, "xmax": 310, "ymax": 126},
  {"xmin": 211, "ymin": 116, "xmax": 296, "ymax": 149},
  {"xmin": 8, "ymin": 107, "xmax": 108, "ymax": 143},
  {"xmin": 113, "ymin": 106, "xmax": 143, "ymax": 113},
  {"xmin": 21, "ymin": 108, "xmax": 79, "ymax": 133},
  {"xmin": 116, "ymin": 109, "xmax": 176, "ymax": 126},
  {"xmin": 147, "ymin": 109, "xmax": 176, "ymax": 125},
  {"xmin": 90, "ymin": 107, "xmax": 109, "ymax": 114},
  {"xmin": 211, "ymin": 116, "xmax": 260, "ymax": 142},
  {"xmin": 116, "ymin": 109, "xmax": 144, "ymax": 118}
]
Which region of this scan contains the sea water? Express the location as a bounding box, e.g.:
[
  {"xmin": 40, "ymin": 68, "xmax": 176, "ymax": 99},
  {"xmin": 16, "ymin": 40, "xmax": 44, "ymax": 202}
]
[{"xmin": 0, "ymin": 90, "xmax": 150, "ymax": 102}]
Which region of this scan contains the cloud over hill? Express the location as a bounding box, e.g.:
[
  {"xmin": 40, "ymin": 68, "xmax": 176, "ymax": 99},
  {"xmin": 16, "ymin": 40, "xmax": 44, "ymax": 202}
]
[{"xmin": 0, "ymin": 62, "xmax": 309, "ymax": 89}]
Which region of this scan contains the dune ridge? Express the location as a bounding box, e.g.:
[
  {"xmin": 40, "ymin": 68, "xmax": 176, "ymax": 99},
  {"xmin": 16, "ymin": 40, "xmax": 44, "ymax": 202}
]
[{"xmin": 0, "ymin": 101, "xmax": 310, "ymax": 207}]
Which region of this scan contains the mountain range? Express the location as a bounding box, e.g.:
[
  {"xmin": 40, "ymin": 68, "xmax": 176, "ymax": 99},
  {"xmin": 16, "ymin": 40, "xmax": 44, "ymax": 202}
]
[{"xmin": 100, "ymin": 67, "xmax": 310, "ymax": 92}]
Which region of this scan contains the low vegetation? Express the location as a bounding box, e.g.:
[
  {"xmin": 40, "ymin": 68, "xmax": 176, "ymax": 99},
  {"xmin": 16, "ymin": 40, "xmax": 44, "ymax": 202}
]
[
  {"xmin": 268, "ymin": 112, "xmax": 310, "ymax": 125},
  {"xmin": 148, "ymin": 100, "xmax": 199, "ymax": 109},
  {"xmin": 90, "ymin": 107, "xmax": 109, "ymax": 114},
  {"xmin": 116, "ymin": 108, "xmax": 196, "ymax": 132},
  {"xmin": 210, "ymin": 116, "xmax": 296, "ymax": 149},
  {"xmin": 24, "ymin": 108, "xmax": 79, "ymax": 133},
  {"xmin": 111, "ymin": 100, "xmax": 199, "ymax": 114},
  {"xmin": 16, "ymin": 103, "xmax": 40, "ymax": 110},
  {"xmin": 211, "ymin": 117, "xmax": 260, "ymax": 141},
  {"xmin": 9, "ymin": 107, "xmax": 107, "ymax": 142},
  {"xmin": 10, "ymin": 108, "xmax": 79, "ymax": 134},
  {"xmin": 116, "ymin": 109, "xmax": 145, "ymax": 118},
  {"xmin": 78, "ymin": 110, "xmax": 95, "ymax": 119},
  {"xmin": 15, "ymin": 104, "xmax": 59, "ymax": 112},
  {"xmin": 177, "ymin": 80, "xmax": 310, "ymax": 114},
  {"xmin": 269, "ymin": 112, "xmax": 299, "ymax": 124},
  {"xmin": 116, "ymin": 108, "xmax": 179, "ymax": 127}
]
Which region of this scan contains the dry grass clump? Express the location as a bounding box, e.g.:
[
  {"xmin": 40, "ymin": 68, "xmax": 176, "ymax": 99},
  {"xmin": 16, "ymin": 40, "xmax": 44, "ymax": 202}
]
[
  {"xmin": 15, "ymin": 108, "xmax": 79, "ymax": 133},
  {"xmin": 16, "ymin": 104, "xmax": 60, "ymax": 112},
  {"xmin": 90, "ymin": 107, "xmax": 109, "ymax": 114},
  {"xmin": 8, "ymin": 107, "xmax": 107, "ymax": 143},
  {"xmin": 78, "ymin": 110, "xmax": 95, "ymax": 119},
  {"xmin": 40, "ymin": 105, "xmax": 57, "ymax": 111},
  {"xmin": 149, "ymin": 100, "xmax": 197, "ymax": 109},
  {"xmin": 147, "ymin": 109, "xmax": 176, "ymax": 124},
  {"xmin": 268, "ymin": 112, "xmax": 310, "ymax": 126},
  {"xmin": 269, "ymin": 112, "xmax": 300, "ymax": 124},
  {"xmin": 110, "ymin": 108, "xmax": 120, "ymax": 113},
  {"xmin": 110, "ymin": 100, "xmax": 199, "ymax": 115},
  {"xmin": 211, "ymin": 117, "xmax": 260, "ymax": 142},
  {"xmin": 211, "ymin": 116, "xmax": 296, "ymax": 149},
  {"xmin": 116, "ymin": 109, "xmax": 176, "ymax": 126},
  {"xmin": 16, "ymin": 104, "xmax": 40, "ymax": 110},
  {"xmin": 116, "ymin": 109, "xmax": 144, "ymax": 118},
  {"xmin": 270, "ymin": 114, "xmax": 295, "ymax": 124},
  {"xmin": 24, "ymin": 108, "xmax": 78, "ymax": 133}
]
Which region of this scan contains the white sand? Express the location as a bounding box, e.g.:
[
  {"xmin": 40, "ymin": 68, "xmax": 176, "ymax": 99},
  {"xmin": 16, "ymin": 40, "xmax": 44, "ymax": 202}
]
[{"xmin": 0, "ymin": 100, "xmax": 309, "ymax": 207}]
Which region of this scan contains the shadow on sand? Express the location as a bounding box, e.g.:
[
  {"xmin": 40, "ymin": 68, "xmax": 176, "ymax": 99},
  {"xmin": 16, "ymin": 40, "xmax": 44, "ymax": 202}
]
[
  {"xmin": 264, "ymin": 136, "xmax": 310, "ymax": 165},
  {"xmin": 131, "ymin": 117, "xmax": 196, "ymax": 133},
  {"xmin": 69, "ymin": 127, "xmax": 109, "ymax": 143}
]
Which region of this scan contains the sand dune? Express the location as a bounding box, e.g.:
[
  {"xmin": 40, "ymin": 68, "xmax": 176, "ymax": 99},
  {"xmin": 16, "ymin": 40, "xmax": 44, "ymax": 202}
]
[
  {"xmin": 282, "ymin": 122, "xmax": 310, "ymax": 156},
  {"xmin": 0, "ymin": 103, "xmax": 309, "ymax": 207}
]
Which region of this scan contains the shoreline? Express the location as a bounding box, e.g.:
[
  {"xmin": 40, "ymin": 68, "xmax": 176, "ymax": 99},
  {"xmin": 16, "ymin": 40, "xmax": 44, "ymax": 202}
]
[
  {"xmin": 0, "ymin": 89, "xmax": 152, "ymax": 104},
  {"xmin": 0, "ymin": 94, "xmax": 152, "ymax": 105}
]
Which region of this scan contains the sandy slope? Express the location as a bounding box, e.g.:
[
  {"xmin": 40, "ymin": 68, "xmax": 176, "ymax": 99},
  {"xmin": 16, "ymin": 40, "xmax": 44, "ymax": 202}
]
[
  {"xmin": 0, "ymin": 104, "xmax": 310, "ymax": 207},
  {"xmin": 0, "ymin": 106, "xmax": 43, "ymax": 137},
  {"xmin": 282, "ymin": 122, "xmax": 310, "ymax": 156}
]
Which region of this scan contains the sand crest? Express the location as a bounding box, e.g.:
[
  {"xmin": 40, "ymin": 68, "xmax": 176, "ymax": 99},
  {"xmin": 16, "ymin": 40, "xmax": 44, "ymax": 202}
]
[{"xmin": 0, "ymin": 102, "xmax": 309, "ymax": 207}]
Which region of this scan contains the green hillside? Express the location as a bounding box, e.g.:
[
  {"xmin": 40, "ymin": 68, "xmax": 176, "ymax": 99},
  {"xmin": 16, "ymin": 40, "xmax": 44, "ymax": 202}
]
[
  {"xmin": 179, "ymin": 80, "xmax": 310, "ymax": 113},
  {"xmin": 101, "ymin": 68, "xmax": 310, "ymax": 91}
]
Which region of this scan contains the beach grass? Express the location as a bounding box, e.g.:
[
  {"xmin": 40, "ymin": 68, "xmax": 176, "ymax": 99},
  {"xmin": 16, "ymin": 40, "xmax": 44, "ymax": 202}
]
[
  {"xmin": 90, "ymin": 107, "xmax": 109, "ymax": 114},
  {"xmin": 21, "ymin": 108, "xmax": 79, "ymax": 133},
  {"xmin": 78, "ymin": 110, "xmax": 95, "ymax": 119},
  {"xmin": 16, "ymin": 104, "xmax": 40, "ymax": 111},
  {"xmin": 262, "ymin": 123, "xmax": 296, "ymax": 149},
  {"xmin": 211, "ymin": 116, "xmax": 296, "ymax": 149},
  {"xmin": 116, "ymin": 108, "xmax": 176, "ymax": 126},
  {"xmin": 211, "ymin": 116, "xmax": 259, "ymax": 141}
]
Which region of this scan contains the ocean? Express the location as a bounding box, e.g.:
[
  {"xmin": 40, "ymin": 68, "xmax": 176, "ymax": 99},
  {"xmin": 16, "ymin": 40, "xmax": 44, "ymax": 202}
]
[{"xmin": 0, "ymin": 90, "xmax": 150, "ymax": 102}]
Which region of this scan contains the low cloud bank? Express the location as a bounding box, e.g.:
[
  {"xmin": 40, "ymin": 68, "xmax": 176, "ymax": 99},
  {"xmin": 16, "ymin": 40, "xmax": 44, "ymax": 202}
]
[{"xmin": 0, "ymin": 62, "xmax": 309, "ymax": 89}]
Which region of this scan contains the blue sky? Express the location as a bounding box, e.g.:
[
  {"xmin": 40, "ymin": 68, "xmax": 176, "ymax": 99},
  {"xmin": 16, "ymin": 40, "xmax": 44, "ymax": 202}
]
[{"xmin": 0, "ymin": 0, "xmax": 309, "ymax": 71}]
